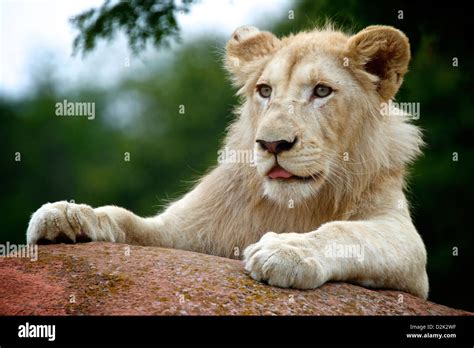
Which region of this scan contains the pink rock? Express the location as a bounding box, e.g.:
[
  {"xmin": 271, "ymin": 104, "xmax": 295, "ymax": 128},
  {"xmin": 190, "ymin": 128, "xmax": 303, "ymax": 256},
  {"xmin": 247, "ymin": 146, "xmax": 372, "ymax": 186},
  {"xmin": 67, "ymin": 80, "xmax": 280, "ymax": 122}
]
[{"xmin": 0, "ymin": 242, "xmax": 471, "ymax": 315}]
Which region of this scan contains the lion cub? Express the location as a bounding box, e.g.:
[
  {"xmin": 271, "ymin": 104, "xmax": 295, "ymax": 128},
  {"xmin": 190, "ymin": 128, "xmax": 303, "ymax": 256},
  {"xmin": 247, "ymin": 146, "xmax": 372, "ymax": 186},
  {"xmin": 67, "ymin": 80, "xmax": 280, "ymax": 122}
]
[{"xmin": 27, "ymin": 25, "xmax": 428, "ymax": 298}]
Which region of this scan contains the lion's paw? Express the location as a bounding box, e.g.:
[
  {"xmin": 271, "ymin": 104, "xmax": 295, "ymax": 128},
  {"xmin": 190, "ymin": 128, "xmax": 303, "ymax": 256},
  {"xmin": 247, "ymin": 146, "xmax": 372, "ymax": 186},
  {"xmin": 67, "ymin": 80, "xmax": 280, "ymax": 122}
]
[
  {"xmin": 26, "ymin": 201, "xmax": 99, "ymax": 245},
  {"xmin": 243, "ymin": 232, "xmax": 328, "ymax": 289}
]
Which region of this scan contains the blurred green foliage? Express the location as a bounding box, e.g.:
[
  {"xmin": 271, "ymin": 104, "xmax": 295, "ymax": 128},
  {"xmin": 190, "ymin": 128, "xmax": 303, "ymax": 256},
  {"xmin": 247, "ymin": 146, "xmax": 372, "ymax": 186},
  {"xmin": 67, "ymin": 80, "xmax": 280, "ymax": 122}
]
[
  {"xmin": 71, "ymin": 0, "xmax": 194, "ymax": 55},
  {"xmin": 1, "ymin": 0, "xmax": 472, "ymax": 310}
]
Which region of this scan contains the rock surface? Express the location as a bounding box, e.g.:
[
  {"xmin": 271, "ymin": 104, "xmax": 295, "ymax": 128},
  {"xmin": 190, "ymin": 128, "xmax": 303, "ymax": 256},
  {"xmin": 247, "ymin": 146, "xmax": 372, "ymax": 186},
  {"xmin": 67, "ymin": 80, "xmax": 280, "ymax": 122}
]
[{"xmin": 0, "ymin": 242, "xmax": 471, "ymax": 315}]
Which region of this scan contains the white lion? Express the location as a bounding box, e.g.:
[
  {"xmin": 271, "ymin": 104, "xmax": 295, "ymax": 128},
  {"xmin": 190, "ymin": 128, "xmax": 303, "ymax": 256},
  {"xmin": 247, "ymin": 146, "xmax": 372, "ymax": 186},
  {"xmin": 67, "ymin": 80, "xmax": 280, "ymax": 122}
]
[{"xmin": 27, "ymin": 25, "xmax": 429, "ymax": 299}]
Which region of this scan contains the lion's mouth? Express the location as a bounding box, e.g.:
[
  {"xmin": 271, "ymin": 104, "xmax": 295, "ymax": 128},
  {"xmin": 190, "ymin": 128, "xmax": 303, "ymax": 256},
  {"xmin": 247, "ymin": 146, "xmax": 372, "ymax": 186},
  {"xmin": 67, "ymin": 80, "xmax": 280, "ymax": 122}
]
[
  {"xmin": 267, "ymin": 165, "xmax": 293, "ymax": 179},
  {"xmin": 267, "ymin": 165, "xmax": 322, "ymax": 182}
]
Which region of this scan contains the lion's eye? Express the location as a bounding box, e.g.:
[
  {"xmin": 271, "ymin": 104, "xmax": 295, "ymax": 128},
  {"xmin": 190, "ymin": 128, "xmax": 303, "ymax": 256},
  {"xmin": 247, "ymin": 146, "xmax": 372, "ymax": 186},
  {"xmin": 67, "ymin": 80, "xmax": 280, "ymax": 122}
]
[
  {"xmin": 313, "ymin": 84, "xmax": 332, "ymax": 98},
  {"xmin": 257, "ymin": 84, "xmax": 272, "ymax": 98}
]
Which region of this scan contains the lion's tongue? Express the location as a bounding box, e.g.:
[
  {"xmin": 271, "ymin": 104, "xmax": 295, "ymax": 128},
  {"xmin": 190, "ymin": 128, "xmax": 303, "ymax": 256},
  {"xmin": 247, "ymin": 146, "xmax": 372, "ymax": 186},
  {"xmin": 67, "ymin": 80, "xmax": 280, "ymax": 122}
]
[{"xmin": 268, "ymin": 166, "xmax": 294, "ymax": 179}]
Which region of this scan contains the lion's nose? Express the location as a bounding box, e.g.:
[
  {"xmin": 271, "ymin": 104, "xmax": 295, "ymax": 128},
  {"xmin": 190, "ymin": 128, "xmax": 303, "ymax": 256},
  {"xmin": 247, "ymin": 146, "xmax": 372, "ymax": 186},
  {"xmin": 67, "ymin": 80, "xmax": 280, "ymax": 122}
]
[{"xmin": 256, "ymin": 138, "xmax": 297, "ymax": 154}]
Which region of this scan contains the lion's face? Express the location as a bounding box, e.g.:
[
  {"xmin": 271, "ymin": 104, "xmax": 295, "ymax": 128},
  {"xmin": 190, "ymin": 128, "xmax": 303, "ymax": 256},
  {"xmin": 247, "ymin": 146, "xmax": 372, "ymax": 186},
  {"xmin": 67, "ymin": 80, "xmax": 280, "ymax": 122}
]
[
  {"xmin": 226, "ymin": 25, "xmax": 411, "ymax": 205},
  {"xmin": 252, "ymin": 43, "xmax": 365, "ymax": 203}
]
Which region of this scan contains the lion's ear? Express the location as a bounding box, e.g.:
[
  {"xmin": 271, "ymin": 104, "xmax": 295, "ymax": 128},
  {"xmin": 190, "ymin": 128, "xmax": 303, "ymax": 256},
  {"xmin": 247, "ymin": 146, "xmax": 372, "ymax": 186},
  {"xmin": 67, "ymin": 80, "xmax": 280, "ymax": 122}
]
[
  {"xmin": 225, "ymin": 26, "xmax": 280, "ymax": 87},
  {"xmin": 346, "ymin": 25, "xmax": 411, "ymax": 100}
]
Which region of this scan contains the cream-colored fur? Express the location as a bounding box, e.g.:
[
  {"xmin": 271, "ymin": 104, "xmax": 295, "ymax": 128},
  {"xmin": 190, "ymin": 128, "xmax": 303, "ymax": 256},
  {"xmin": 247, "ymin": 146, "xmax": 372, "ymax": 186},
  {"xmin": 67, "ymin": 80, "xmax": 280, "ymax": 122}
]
[{"xmin": 26, "ymin": 25, "xmax": 429, "ymax": 299}]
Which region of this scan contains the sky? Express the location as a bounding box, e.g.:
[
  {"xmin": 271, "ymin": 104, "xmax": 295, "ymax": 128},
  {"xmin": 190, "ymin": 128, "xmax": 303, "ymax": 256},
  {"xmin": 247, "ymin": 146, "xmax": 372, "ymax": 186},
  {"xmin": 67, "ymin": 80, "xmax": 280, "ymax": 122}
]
[{"xmin": 0, "ymin": 0, "xmax": 292, "ymax": 97}]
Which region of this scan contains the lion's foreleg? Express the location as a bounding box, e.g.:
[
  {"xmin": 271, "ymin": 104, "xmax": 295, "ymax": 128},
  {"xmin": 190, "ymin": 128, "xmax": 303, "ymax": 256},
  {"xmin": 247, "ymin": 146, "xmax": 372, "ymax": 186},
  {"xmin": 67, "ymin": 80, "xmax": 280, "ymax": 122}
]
[{"xmin": 243, "ymin": 218, "xmax": 429, "ymax": 298}]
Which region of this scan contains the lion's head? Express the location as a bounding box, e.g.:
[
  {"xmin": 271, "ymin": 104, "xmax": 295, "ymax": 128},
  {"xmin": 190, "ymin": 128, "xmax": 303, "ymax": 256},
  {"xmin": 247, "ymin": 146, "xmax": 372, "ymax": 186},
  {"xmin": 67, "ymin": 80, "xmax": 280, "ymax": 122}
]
[{"xmin": 224, "ymin": 25, "xmax": 422, "ymax": 207}]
